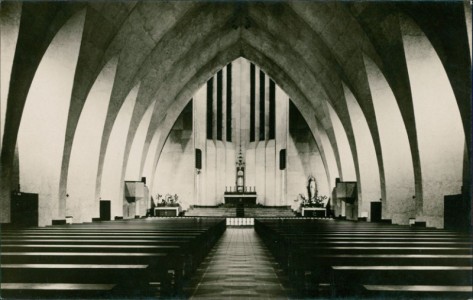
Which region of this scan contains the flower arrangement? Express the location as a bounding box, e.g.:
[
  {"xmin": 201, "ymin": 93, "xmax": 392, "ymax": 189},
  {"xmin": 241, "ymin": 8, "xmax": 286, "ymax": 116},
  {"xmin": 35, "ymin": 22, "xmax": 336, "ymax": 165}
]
[
  {"xmin": 299, "ymin": 193, "xmax": 329, "ymax": 208},
  {"xmin": 156, "ymin": 193, "xmax": 180, "ymax": 207}
]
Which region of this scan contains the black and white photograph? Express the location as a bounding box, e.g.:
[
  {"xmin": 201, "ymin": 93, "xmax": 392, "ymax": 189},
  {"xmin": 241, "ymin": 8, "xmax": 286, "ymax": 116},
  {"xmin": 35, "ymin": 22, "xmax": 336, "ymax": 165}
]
[{"xmin": 0, "ymin": 0, "xmax": 471, "ymax": 299}]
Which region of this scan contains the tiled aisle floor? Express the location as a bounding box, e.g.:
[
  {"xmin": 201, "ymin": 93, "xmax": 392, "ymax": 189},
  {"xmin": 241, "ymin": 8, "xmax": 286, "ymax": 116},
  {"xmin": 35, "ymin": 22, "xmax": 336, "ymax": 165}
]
[{"xmin": 185, "ymin": 228, "xmax": 290, "ymax": 300}]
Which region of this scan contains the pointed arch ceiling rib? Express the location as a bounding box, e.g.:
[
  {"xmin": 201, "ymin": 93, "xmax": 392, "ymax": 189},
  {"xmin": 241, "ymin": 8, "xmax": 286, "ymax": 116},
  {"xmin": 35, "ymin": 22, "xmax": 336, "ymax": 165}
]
[{"xmin": 1, "ymin": 1, "xmax": 469, "ymax": 225}]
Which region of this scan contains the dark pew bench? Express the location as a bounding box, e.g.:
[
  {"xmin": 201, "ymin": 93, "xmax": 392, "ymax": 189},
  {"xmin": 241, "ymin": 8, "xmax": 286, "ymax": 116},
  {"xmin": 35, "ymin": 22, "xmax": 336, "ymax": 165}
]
[
  {"xmin": 254, "ymin": 218, "xmax": 472, "ymax": 299},
  {"xmin": 1, "ymin": 283, "xmax": 118, "ymax": 299},
  {"xmin": 288, "ymin": 253, "xmax": 472, "ymax": 281},
  {"xmin": 1, "ymin": 218, "xmax": 227, "ymax": 298},
  {"xmin": 331, "ymin": 265, "xmax": 473, "ymax": 297},
  {"xmin": 1, "ymin": 264, "xmax": 153, "ymax": 298},
  {"xmin": 362, "ymin": 284, "xmax": 473, "ymax": 299}
]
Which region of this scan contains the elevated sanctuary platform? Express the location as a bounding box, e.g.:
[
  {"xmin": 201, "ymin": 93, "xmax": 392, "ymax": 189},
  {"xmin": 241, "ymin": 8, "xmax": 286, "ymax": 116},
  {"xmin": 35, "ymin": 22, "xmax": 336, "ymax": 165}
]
[{"xmin": 184, "ymin": 206, "xmax": 295, "ymax": 218}]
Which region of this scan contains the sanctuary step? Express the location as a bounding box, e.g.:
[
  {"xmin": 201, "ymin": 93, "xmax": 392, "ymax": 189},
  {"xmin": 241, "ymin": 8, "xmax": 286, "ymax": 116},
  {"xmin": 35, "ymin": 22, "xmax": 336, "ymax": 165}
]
[{"xmin": 185, "ymin": 206, "xmax": 296, "ymax": 218}]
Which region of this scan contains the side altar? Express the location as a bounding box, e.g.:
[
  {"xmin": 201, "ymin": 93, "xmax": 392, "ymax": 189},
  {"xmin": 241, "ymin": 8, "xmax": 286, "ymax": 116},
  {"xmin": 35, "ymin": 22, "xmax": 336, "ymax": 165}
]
[{"xmin": 223, "ymin": 147, "xmax": 257, "ymax": 205}]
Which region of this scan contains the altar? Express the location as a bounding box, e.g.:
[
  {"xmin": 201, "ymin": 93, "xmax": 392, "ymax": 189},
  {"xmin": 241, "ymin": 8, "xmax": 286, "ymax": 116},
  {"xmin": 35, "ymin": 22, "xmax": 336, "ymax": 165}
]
[
  {"xmin": 154, "ymin": 207, "xmax": 180, "ymax": 217},
  {"xmin": 302, "ymin": 207, "xmax": 326, "ymax": 217},
  {"xmin": 223, "ymin": 147, "xmax": 257, "ymax": 205},
  {"xmin": 224, "ymin": 192, "xmax": 257, "ymax": 205}
]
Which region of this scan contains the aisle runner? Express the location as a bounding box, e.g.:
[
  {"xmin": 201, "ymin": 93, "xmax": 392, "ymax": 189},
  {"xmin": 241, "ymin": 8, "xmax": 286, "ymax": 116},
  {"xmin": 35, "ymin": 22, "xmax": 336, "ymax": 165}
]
[{"xmin": 188, "ymin": 228, "xmax": 289, "ymax": 299}]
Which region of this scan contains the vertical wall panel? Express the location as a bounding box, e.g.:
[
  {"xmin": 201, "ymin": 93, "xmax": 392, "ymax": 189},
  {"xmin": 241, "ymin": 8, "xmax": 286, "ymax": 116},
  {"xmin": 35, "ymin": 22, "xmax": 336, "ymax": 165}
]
[
  {"xmin": 206, "ymin": 78, "xmax": 213, "ymax": 139},
  {"xmin": 259, "ymin": 70, "xmax": 265, "ymax": 141},
  {"xmin": 216, "ymin": 70, "xmax": 223, "ymax": 140},
  {"xmin": 344, "ymin": 83, "xmax": 381, "ymax": 219},
  {"xmin": 364, "ymin": 54, "xmax": 415, "ymax": 225},
  {"xmin": 67, "ymin": 56, "xmax": 118, "ymax": 224},
  {"xmin": 101, "ymin": 83, "xmax": 139, "ymax": 219},
  {"xmin": 269, "ymin": 79, "xmax": 276, "ymax": 140},
  {"xmin": 18, "ymin": 11, "xmax": 84, "ymax": 226},
  {"xmin": 250, "ymin": 63, "xmax": 256, "ymax": 142},
  {"xmin": 226, "ymin": 63, "xmax": 232, "ymax": 142},
  {"xmin": 193, "ymin": 85, "xmax": 207, "ymax": 206},
  {"xmin": 402, "ymin": 17, "xmax": 464, "ymax": 228}
]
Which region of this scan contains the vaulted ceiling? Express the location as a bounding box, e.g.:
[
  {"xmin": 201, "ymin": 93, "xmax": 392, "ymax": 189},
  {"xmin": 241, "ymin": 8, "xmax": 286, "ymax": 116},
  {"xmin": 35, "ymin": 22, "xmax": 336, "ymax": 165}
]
[{"xmin": 1, "ymin": 1, "xmax": 470, "ymax": 223}]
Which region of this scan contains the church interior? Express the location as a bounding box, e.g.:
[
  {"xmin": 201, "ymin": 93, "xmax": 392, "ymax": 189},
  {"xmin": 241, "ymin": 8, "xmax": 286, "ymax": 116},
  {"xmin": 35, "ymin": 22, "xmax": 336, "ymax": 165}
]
[{"xmin": 0, "ymin": 1, "xmax": 471, "ymax": 299}]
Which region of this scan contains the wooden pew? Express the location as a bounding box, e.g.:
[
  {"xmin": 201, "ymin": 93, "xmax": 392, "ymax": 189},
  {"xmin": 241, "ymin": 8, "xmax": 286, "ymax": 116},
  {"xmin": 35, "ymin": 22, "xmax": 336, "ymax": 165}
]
[
  {"xmin": 254, "ymin": 218, "xmax": 472, "ymax": 298},
  {"xmin": 331, "ymin": 265, "xmax": 472, "ymax": 297},
  {"xmin": 362, "ymin": 284, "xmax": 473, "ymax": 299},
  {"xmin": 1, "ymin": 283, "xmax": 118, "ymax": 299},
  {"xmin": 1, "ymin": 217, "xmax": 226, "ymax": 298},
  {"xmin": 1, "ymin": 263, "xmax": 153, "ymax": 298}
]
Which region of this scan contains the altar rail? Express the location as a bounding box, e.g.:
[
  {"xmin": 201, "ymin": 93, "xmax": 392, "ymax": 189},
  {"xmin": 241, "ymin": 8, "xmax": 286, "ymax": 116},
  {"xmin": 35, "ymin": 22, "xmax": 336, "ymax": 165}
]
[{"xmin": 226, "ymin": 218, "xmax": 254, "ymax": 227}]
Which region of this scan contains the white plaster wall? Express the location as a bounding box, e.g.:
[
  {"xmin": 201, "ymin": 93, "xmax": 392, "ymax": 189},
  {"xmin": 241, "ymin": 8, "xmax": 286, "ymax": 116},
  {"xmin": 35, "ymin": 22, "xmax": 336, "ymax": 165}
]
[
  {"xmin": 216, "ymin": 140, "xmax": 226, "ymax": 202},
  {"xmin": 193, "ymin": 85, "xmax": 207, "ymax": 205},
  {"xmin": 402, "ymin": 18, "xmax": 465, "ymax": 228},
  {"xmin": 317, "ymin": 123, "xmax": 339, "ymax": 190},
  {"xmin": 265, "ymin": 140, "xmax": 276, "ymax": 205},
  {"xmin": 245, "ymin": 143, "xmax": 256, "ymax": 190},
  {"xmin": 344, "ymin": 83, "xmax": 381, "ymax": 219},
  {"xmin": 327, "ymin": 104, "xmax": 356, "ymax": 181},
  {"xmin": 125, "ymin": 101, "xmax": 155, "ymax": 180},
  {"xmin": 287, "ymin": 132, "xmax": 328, "ymax": 201},
  {"xmin": 225, "ymin": 144, "xmax": 236, "ymax": 188},
  {"xmin": 287, "ymin": 135, "xmax": 307, "ymax": 207},
  {"xmin": 313, "ymin": 149, "xmax": 330, "ymax": 198},
  {"xmin": 275, "ymin": 86, "xmax": 288, "ymax": 206},
  {"xmin": 67, "ymin": 56, "xmax": 117, "ymax": 223},
  {"xmin": 205, "ymin": 141, "xmax": 217, "ymax": 205},
  {"xmin": 0, "ymin": 3, "xmax": 21, "ymax": 148},
  {"xmin": 18, "ymin": 11, "xmax": 84, "ymax": 226},
  {"xmin": 238, "ymin": 58, "xmax": 250, "ymax": 149},
  {"xmin": 364, "ymin": 55, "xmax": 415, "ymax": 225},
  {"xmin": 142, "ymin": 129, "xmax": 162, "ymax": 187},
  {"xmin": 100, "ymin": 83, "xmax": 138, "ymax": 219},
  {"xmin": 153, "ymin": 106, "xmax": 194, "ymax": 209},
  {"xmin": 255, "ymin": 141, "xmax": 266, "ymax": 203}
]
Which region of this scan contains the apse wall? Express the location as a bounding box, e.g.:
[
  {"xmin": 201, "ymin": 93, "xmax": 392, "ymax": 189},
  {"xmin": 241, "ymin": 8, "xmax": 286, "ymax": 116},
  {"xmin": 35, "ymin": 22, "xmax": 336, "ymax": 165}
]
[
  {"xmin": 193, "ymin": 63, "xmax": 236, "ymax": 206},
  {"xmin": 402, "ymin": 17, "xmax": 465, "ymax": 228},
  {"xmin": 153, "ymin": 102, "xmax": 194, "ymax": 209},
  {"xmin": 17, "ymin": 11, "xmax": 84, "ymax": 226},
  {"xmin": 191, "ymin": 59, "xmax": 325, "ymax": 206}
]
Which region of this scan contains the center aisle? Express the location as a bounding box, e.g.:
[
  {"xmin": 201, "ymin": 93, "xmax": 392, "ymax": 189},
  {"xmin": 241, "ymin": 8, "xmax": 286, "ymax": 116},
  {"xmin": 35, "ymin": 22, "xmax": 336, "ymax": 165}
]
[{"xmin": 186, "ymin": 228, "xmax": 290, "ymax": 299}]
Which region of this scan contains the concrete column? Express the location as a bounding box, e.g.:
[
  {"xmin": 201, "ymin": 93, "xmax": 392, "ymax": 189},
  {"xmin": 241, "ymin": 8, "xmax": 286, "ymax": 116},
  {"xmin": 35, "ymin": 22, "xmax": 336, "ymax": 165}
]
[
  {"xmin": 222, "ymin": 66, "xmax": 227, "ymax": 143},
  {"xmin": 254, "ymin": 65, "xmax": 260, "ymax": 142},
  {"xmin": 275, "ymin": 86, "xmax": 288, "ymax": 206},
  {"xmin": 265, "ymin": 75, "xmax": 270, "ymax": 141},
  {"xmin": 212, "ymin": 74, "xmax": 217, "ymax": 141},
  {"xmin": 193, "ymin": 85, "xmax": 207, "ymax": 206}
]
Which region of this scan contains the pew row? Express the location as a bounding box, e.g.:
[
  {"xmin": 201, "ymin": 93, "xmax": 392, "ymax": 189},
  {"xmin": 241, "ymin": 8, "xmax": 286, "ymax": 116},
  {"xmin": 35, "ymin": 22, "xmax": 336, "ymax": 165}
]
[
  {"xmin": 1, "ymin": 217, "xmax": 226, "ymax": 298},
  {"xmin": 255, "ymin": 218, "xmax": 472, "ymax": 298}
]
